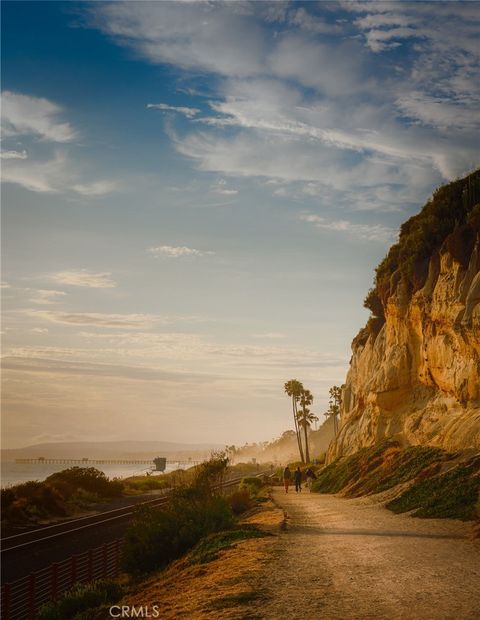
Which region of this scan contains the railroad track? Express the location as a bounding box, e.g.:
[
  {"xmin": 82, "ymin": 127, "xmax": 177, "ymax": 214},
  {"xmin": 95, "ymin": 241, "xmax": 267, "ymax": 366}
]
[
  {"xmin": 1, "ymin": 473, "xmax": 261, "ymax": 553},
  {"xmin": 0, "ymin": 493, "xmax": 171, "ymax": 553}
]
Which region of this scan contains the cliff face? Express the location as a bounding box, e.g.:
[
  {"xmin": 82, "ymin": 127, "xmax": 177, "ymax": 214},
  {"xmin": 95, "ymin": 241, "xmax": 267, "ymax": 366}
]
[{"xmin": 333, "ymin": 173, "xmax": 480, "ymax": 458}]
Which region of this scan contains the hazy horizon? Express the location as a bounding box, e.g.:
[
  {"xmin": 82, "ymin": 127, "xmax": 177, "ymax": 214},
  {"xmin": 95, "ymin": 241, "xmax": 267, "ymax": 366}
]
[{"xmin": 2, "ymin": 1, "xmax": 479, "ymax": 449}]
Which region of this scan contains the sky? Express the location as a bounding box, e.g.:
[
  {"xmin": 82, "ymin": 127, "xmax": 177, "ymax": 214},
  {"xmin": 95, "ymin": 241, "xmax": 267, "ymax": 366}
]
[{"xmin": 1, "ymin": 1, "xmax": 479, "ymax": 449}]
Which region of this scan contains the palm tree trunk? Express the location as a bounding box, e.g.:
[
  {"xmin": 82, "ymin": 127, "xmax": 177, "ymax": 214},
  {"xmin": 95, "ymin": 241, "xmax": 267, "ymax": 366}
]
[
  {"xmin": 292, "ymin": 396, "xmax": 305, "ymax": 463},
  {"xmin": 302, "ymin": 408, "xmax": 310, "ymax": 463}
]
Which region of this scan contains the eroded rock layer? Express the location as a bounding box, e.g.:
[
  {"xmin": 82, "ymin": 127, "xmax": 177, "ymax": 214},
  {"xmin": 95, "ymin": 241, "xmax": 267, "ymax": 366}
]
[{"xmin": 333, "ymin": 172, "xmax": 480, "ymax": 458}]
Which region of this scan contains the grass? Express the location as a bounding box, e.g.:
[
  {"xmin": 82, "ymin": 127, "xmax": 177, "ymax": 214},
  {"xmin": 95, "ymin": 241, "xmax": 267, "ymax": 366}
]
[
  {"xmin": 311, "ymin": 440, "xmax": 397, "ymax": 494},
  {"xmin": 312, "ymin": 443, "xmax": 480, "ymax": 521},
  {"xmin": 386, "ymin": 456, "xmax": 480, "ymax": 519},
  {"xmin": 37, "ymin": 580, "xmax": 124, "ymax": 620},
  {"xmin": 207, "ymin": 590, "xmax": 266, "ymax": 609},
  {"xmin": 189, "ymin": 527, "xmax": 267, "ymax": 564}
]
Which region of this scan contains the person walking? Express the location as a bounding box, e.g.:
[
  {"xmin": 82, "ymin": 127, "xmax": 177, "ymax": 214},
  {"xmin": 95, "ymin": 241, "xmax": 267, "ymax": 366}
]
[
  {"xmin": 305, "ymin": 467, "xmax": 317, "ymax": 492},
  {"xmin": 283, "ymin": 466, "xmax": 292, "ymax": 493},
  {"xmin": 294, "ymin": 466, "xmax": 302, "ymax": 493}
]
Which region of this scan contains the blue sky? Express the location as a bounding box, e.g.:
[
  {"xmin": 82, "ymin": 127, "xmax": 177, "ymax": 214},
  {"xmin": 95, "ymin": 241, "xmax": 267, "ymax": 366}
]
[{"xmin": 2, "ymin": 1, "xmax": 479, "ymax": 448}]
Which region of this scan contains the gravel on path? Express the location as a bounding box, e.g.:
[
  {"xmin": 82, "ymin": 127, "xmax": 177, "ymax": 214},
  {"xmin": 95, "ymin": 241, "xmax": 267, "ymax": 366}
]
[{"xmin": 251, "ymin": 488, "xmax": 480, "ymax": 620}]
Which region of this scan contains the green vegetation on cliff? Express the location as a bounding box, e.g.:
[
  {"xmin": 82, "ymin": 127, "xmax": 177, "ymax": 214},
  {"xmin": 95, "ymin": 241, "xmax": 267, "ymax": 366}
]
[
  {"xmin": 312, "ymin": 442, "xmax": 480, "ymax": 520},
  {"xmin": 364, "ymin": 169, "xmax": 480, "ymax": 320}
]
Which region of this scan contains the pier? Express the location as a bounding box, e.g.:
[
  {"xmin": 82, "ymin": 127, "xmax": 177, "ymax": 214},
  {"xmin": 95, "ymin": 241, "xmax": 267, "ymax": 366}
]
[{"xmin": 14, "ymin": 458, "xmax": 201, "ymax": 467}]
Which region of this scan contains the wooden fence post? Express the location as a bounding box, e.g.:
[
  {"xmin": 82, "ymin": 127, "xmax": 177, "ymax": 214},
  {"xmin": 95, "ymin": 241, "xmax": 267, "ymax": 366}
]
[
  {"xmin": 115, "ymin": 539, "xmax": 121, "ymax": 576},
  {"xmin": 88, "ymin": 549, "xmax": 93, "ymax": 581},
  {"xmin": 2, "ymin": 584, "xmax": 11, "ymax": 620},
  {"xmin": 103, "ymin": 543, "xmax": 108, "ymax": 578},
  {"xmin": 71, "ymin": 555, "xmax": 77, "ymax": 588},
  {"xmin": 52, "ymin": 563, "xmax": 59, "ymax": 601},
  {"xmin": 28, "ymin": 573, "xmax": 36, "ymax": 620}
]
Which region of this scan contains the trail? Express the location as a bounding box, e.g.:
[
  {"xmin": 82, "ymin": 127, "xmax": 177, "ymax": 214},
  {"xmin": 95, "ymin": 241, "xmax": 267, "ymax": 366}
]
[{"xmin": 251, "ymin": 489, "xmax": 480, "ymax": 620}]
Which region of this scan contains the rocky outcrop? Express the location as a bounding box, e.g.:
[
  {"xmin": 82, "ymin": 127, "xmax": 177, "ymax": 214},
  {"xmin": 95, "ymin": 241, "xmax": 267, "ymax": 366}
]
[{"xmin": 332, "ymin": 173, "xmax": 480, "ymax": 458}]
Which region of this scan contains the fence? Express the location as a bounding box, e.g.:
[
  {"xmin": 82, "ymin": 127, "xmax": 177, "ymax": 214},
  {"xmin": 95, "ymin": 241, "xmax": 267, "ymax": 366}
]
[
  {"xmin": 0, "ymin": 473, "xmax": 268, "ymax": 618},
  {"xmin": 1, "ymin": 538, "xmax": 123, "ymax": 620}
]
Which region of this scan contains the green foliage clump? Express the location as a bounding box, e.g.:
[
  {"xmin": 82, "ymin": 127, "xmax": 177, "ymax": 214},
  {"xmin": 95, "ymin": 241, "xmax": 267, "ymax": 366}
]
[
  {"xmin": 363, "ymin": 169, "xmax": 480, "ymax": 318},
  {"xmin": 1, "ymin": 480, "xmax": 66, "ymax": 522},
  {"xmin": 240, "ymin": 476, "xmax": 263, "ymax": 496},
  {"xmin": 228, "ymin": 489, "xmax": 254, "ymax": 515},
  {"xmin": 386, "ymin": 457, "xmax": 480, "ymax": 519},
  {"xmin": 122, "ymin": 454, "xmax": 235, "ymax": 575},
  {"xmin": 37, "ymin": 580, "xmax": 124, "ymax": 620},
  {"xmin": 188, "ymin": 527, "xmax": 266, "ymax": 564},
  {"xmin": 2, "ymin": 467, "xmax": 125, "ymax": 525},
  {"xmin": 122, "ymin": 475, "xmax": 170, "ymax": 494},
  {"xmin": 311, "ymin": 441, "xmax": 397, "ymax": 494},
  {"xmin": 46, "ymin": 467, "xmax": 124, "ymax": 499},
  {"xmin": 345, "ymin": 445, "xmax": 446, "ymax": 497}
]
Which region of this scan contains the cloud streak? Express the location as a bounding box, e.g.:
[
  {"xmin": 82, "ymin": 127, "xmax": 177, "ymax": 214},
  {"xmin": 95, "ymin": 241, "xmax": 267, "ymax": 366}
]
[
  {"xmin": 300, "ymin": 214, "xmax": 397, "ymax": 243},
  {"xmin": 147, "ymin": 103, "xmax": 200, "ymax": 118},
  {"xmin": 1, "ymin": 91, "xmax": 76, "ymax": 142},
  {"xmin": 147, "ymin": 245, "xmax": 215, "ymax": 258},
  {"xmin": 51, "ymin": 270, "xmax": 117, "ymax": 288},
  {"xmin": 25, "ymin": 310, "xmax": 161, "ymax": 329}
]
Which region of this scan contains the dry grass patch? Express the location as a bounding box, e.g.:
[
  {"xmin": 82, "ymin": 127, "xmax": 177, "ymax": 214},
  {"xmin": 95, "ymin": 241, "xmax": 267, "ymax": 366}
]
[{"xmin": 115, "ymin": 498, "xmax": 283, "ymax": 619}]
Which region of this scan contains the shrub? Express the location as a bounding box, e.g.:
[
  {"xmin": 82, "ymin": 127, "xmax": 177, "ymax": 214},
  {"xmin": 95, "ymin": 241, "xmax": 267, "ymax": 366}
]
[
  {"xmin": 46, "ymin": 467, "xmax": 124, "ymax": 498},
  {"xmin": 37, "ymin": 580, "xmax": 124, "ymax": 620},
  {"xmin": 240, "ymin": 477, "xmax": 263, "ymax": 497},
  {"xmin": 229, "ymin": 489, "xmax": 253, "ymax": 515},
  {"xmin": 0, "ymin": 488, "xmax": 16, "ymax": 516},
  {"xmin": 122, "ymin": 454, "xmax": 234, "ymax": 575}
]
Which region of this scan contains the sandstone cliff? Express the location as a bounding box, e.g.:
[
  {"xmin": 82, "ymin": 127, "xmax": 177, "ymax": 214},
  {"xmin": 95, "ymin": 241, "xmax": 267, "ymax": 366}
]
[{"xmin": 332, "ymin": 170, "xmax": 480, "ymax": 458}]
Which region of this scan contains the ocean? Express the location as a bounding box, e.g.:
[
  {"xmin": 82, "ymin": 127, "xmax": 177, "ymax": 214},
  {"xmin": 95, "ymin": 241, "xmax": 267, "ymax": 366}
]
[{"xmin": 0, "ymin": 461, "xmax": 183, "ymax": 487}]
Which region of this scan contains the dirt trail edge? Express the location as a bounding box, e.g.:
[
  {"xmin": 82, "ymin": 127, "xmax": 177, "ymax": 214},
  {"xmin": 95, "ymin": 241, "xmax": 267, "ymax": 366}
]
[{"xmin": 249, "ymin": 489, "xmax": 480, "ymax": 620}]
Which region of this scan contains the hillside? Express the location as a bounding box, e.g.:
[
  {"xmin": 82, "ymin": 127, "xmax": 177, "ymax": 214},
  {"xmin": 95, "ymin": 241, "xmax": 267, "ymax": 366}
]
[
  {"xmin": 1, "ymin": 440, "xmax": 224, "ymax": 461},
  {"xmin": 331, "ymin": 169, "xmax": 480, "ymax": 458}
]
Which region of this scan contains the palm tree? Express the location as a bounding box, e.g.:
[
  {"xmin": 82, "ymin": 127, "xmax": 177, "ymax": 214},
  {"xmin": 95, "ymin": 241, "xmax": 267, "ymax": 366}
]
[
  {"xmin": 284, "ymin": 379, "xmax": 305, "ymax": 463},
  {"xmin": 297, "ymin": 389, "xmax": 313, "ymax": 462},
  {"xmin": 297, "ymin": 406, "xmax": 318, "ymax": 463},
  {"xmin": 326, "ymin": 385, "xmax": 343, "ymax": 438}
]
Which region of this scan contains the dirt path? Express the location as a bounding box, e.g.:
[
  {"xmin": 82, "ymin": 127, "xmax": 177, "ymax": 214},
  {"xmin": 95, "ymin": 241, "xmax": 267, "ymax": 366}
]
[{"xmin": 250, "ymin": 488, "xmax": 480, "ymax": 620}]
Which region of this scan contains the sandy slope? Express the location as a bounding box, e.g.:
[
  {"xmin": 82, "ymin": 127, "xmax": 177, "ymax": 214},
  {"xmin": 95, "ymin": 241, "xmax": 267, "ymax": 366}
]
[{"xmin": 250, "ymin": 489, "xmax": 480, "ymax": 620}]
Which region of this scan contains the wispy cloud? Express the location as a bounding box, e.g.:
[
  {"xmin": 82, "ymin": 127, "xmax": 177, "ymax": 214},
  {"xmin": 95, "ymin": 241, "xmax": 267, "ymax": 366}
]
[
  {"xmin": 50, "ymin": 270, "xmax": 117, "ymax": 288},
  {"xmin": 210, "ymin": 179, "xmax": 238, "ymax": 195},
  {"xmin": 300, "ymin": 213, "xmax": 397, "ymax": 243},
  {"xmin": 2, "ymin": 149, "xmax": 121, "ymax": 196},
  {"xmin": 251, "ymin": 332, "xmax": 285, "ymax": 340},
  {"xmin": 28, "ymin": 289, "xmax": 67, "ymax": 305},
  {"xmin": 1, "ymin": 149, "xmax": 27, "ymax": 160},
  {"xmin": 25, "ymin": 310, "xmax": 162, "ymax": 329},
  {"xmin": 146, "ymin": 103, "xmax": 200, "ymax": 118},
  {"xmin": 1, "ymin": 91, "xmax": 76, "ymax": 142},
  {"xmin": 147, "ymin": 245, "xmax": 215, "ymax": 258}
]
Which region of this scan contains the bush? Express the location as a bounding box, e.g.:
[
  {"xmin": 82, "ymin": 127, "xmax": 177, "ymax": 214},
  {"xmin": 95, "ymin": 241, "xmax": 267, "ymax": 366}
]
[
  {"xmin": 122, "ymin": 454, "xmax": 235, "ymax": 575},
  {"xmin": 122, "ymin": 486, "xmax": 234, "ymax": 575},
  {"xmin": 240, "ymin": 477, "xmax": 263, "ymax": 497},
  {"xmin": 1, "ymin": 488, "xmax": 16, "ymax": 516},
  {"xmin": 46, "ymin": 467, "xmax": 124, "ymax": 499},
  {"xmin": 229, "ymin": 489, "xmax": 253, "ymax": 515},
  {"xmin": 37, "ymin": 580, "xmax": 124, "ymax": 620},
  {"xmin": 10, "ymin": 481, "xmax": 66, "ymax": 518}
]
